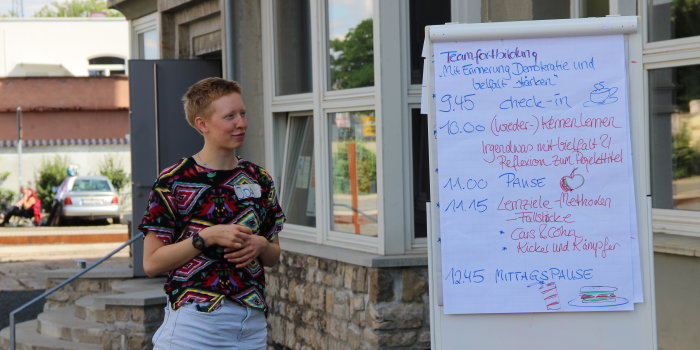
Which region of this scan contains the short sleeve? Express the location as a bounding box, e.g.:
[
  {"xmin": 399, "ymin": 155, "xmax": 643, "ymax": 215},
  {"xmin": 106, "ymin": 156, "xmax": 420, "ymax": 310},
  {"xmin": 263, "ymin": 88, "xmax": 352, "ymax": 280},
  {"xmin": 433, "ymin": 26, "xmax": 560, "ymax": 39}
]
[
  {"xmin": 138, "ymin": 180, "xmax": 178, "ymax": 244},
  {"xmin": 258, "ymin": 169, "xmax": 285, "ymax": 241}
]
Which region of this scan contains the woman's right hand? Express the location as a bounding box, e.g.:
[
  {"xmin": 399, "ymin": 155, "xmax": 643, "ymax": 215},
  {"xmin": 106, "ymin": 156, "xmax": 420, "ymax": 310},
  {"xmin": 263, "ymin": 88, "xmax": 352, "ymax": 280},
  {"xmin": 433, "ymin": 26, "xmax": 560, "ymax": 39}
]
[{"xmin": 199, "ymin": 224, "xmax": 254, "ymax": 250}]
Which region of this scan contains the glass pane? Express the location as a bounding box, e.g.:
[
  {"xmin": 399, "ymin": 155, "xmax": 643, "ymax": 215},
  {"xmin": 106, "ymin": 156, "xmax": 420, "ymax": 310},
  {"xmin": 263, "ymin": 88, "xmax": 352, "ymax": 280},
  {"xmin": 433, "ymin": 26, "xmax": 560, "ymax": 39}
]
[
  {"xmin": 274, "ymin": 0, "xmax": 312, "ymax": 95},
  {"xmin": 409, "ymin": 0, "xmax": 451, "ymax": 85},
  {"xmin": 649, "ymin": 65, "xmax": 700, "ymax": 210},
  {"xmin": 649, "ymin": 0, "xmax": 700, "ymax": 42},
  {"xmin": 327, "ymin": 0, "xmax": 374, "ymax": 90},
  {"xmin": 412, "ymin": 109, "xmax": 430, "ymax": 238},
  {"xmin": 329, "ymin": 110, "xmax": 378, "ymax": 235},
  {"xmin": 138, "ymin": 30, "xmax": 158, "ymax": 59},
  {"xmin": 482, "ymin": 0, "xmax": 570, "ymax": 22},
  {"xmin": 281, "ymin": 115, "xmax": 316, "ymax": 226},
  {"xmin": 581, "ymin": 0, "xmax": 609, "ymax": 17}
]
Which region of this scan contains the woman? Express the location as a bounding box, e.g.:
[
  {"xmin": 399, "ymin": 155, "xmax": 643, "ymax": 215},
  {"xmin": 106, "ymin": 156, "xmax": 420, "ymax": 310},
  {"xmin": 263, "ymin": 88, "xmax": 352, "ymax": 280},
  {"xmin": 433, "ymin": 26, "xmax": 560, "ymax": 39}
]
[
  {"xmin": 2, "ymin": 186, "xmax": 41, "ymax": 226},
  {"xmin": 138, "ymin": 77, "xmax": 285, "ymax": 349}
]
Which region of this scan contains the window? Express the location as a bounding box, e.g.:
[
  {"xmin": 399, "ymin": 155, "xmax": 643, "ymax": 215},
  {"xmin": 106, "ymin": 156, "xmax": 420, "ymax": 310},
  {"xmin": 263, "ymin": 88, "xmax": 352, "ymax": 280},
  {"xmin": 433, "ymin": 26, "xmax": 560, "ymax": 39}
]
[
  {"xmin": 411, "ymin": 109, "xmax": 430, "ymax": 238},
  {"xmin": 327, "ymin": 0, "xmax": 374, "ymax": 90},
  {"xmin": 133, "ymin": 13, "xmax": 159, "ymax": 60},
  {"xmin": 279, "ymin": 113, "xmax": 316, "ymax": 226},
  {"xmin": 649, "ymin": 65, "xmax": 700, "ymax": 211},
  {"xmin": 581, "ymin": 0, "xmax": 609, "ymax": 17},
  {"xmin": 88, "ymin": 57, "xmax": 125, "ymax": 65},
  {"xmin": 409, "ymin": 0, "xmax": 451, "ymax": 85},
  {"xmin": 482, "ymin": 0, "xmax": 571, "ymax": 22},
  {"xmin": 479, "ymin": 0, "xmax": 609, "ymax": 22},
  {"xmin": 138, "ymin": 30, "xmax": 158, "ymax": 59},
  {"xmin": 649, "ymin": 0, "xmax": 700, "ymax": 42},
  {"xmin": 328, "ymin": 110, "xmax": 378, "ymax": 236},
  {"xmin": 274, "ymin": 0, "xmax": 312, "ymax": 95}
]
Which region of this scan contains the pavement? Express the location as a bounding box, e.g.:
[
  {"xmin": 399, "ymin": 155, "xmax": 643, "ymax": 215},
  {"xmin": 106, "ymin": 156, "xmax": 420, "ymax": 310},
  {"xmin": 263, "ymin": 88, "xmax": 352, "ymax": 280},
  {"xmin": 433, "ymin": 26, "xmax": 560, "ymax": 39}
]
[{"xmin": 0, "ymin": 224, "xmax": 133, "ymax": 329}]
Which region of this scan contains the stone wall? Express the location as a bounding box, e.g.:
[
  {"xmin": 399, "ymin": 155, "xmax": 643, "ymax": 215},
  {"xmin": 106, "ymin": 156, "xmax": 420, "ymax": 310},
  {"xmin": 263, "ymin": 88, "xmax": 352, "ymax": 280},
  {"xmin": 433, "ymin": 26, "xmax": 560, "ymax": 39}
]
[{"xmin": 266, "ymin": 250, "xmax": 430, "ymax": 350}]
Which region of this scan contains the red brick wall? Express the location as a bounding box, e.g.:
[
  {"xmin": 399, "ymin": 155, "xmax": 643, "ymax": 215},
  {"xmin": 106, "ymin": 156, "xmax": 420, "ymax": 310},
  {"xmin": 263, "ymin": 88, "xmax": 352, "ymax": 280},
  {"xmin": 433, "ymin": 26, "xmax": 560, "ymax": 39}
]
[{"xmin": 0, "ymin": 77, "xmax": 129, "ymax": 141}]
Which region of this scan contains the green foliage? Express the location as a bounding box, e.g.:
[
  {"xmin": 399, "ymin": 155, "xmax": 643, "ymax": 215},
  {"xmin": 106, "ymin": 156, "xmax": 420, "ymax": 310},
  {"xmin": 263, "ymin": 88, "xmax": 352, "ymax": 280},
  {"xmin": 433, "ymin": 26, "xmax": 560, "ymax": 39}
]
[
  {"xmin": 0, "ymin": 10, "xmax": 19, "ymax": 18},
  {"xmin": 99, "ymin": 155, "xmax": 129, "ymax": 191},
  {"xmin": 34, "ymin": 0, "xmax": 123, "ymax": 18},
  {"xmin": 35, "ymin": 156, "xmax": 70, "ymax": 209},
  {"xmin": 671, "ymin": 0, "xmax": 700, "ymax": 44},
  {"xmin": 672, "ymin": 122, "xmax": 700, "ymax": 179},
  {"xmin": 0, "ymin": 189, "xmax": 16, "ymax": 210},
  {"xmin": 0, "ymin": 171, "xmax": 16, "ymax": 210},
  {"xmin": 333, "ymin": 141, "xmax": 376, "ymax": 194},
  {"xmin": 329, "ymin": 18, "xmax": 374, "ymax": 89}
]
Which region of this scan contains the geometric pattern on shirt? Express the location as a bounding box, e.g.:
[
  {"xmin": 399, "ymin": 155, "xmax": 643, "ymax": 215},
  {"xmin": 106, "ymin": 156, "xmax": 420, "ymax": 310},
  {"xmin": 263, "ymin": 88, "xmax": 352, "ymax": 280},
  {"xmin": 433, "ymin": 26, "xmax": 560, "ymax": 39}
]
[
  {"xmin": 172, "ymin": 256, "xmax": 214, "ymax": 281},
  {"xmin": 232, "ymin": 207, "xmax": 261, "ymax": 233},
  {"xmin": 234, "ymin": 287, "xmax": 265, "ymax": 309},
  {"xmin": 221, "ymin": 171, "xmax": 257, "ymax": 191},
  {"xmin": 172, "ymin": 288, "xmax": 223, "ymax": 310},
  {"xmin": 243, "ymin": 258, "xmax": 263, "ymax": 279},
  {"xmin": 172, "ymin": 181, "xmax": 210, "ymax": 215},
  {"xmin": 139, "ymin": 157, "xmax": 286, "ymax": 312}
]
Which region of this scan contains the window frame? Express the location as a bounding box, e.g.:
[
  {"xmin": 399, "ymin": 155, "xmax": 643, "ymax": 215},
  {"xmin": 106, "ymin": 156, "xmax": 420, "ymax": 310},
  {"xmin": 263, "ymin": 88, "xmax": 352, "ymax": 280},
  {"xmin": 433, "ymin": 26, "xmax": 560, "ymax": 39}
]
[
  {"xmin": 278, "ymin": 111, "xmax": 316, "ymax": 229},
  {"xmin": 640, "ymin": 0, "xmax": 700, "ymax": 238},
  {"xmin": 131, "ymin": 12, "xmax": 159, "ymax": 60}
]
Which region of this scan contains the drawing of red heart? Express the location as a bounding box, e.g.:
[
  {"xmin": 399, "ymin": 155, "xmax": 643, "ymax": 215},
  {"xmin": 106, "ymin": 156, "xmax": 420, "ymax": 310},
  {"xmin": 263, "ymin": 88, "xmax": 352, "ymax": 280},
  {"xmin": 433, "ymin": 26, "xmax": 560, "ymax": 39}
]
[{"xmin": 560, "ymin": 168, "xmax": 584, "ymax": 192}]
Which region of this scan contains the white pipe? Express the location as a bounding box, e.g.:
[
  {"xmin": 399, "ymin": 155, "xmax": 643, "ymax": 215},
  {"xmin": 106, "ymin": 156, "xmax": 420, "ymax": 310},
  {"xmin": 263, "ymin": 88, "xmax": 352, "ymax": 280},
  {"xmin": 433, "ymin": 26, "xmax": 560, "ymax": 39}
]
[{"xmin": 429, "ymin": 16, "xmax": 638, "ymax": 42}]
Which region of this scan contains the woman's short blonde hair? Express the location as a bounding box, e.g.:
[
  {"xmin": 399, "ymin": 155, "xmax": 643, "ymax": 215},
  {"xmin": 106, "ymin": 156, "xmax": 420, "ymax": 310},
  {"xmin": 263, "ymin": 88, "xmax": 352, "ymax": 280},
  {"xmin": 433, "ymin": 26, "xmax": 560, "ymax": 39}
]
[{"xmin": 182, "ymin": 77, "xmax": 242, "ymax": 131}]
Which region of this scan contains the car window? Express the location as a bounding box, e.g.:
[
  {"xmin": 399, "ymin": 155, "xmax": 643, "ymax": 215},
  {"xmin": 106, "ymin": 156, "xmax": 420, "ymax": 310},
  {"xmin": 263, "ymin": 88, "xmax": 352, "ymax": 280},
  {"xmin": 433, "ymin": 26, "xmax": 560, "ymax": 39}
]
[{"xmin": 72, "ymin": 179, "xmax": 112, "ymax": 192}]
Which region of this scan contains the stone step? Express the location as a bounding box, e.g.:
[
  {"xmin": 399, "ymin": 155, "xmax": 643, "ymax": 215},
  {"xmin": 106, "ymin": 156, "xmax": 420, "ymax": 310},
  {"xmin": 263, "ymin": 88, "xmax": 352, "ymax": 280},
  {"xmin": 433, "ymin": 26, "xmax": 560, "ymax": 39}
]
[
  {"xmin": 37, "ymin": 306, "xmax": 106, "ymax": 344},
  {"xmin": 43, "ymin": 268, "xmax": 134, "ymax": 310},
  {"xmin": 0, "ymin": 320, "xmax": 101, "ymax": 350},
  {"xmin": 111, "ymin": 277, "xmax": 165, "ymax": 294},
  {"xmin": 75, "ymin": 286, "xmax": 166, "ymax": 323}
]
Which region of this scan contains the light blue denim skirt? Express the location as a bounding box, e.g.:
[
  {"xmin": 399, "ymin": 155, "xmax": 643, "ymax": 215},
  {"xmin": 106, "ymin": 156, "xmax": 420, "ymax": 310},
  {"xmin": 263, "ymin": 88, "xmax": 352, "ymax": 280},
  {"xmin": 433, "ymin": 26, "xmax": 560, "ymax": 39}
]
[{"xmin": 152, "ymin": 299, "xmax": 267, "ymax": 350}]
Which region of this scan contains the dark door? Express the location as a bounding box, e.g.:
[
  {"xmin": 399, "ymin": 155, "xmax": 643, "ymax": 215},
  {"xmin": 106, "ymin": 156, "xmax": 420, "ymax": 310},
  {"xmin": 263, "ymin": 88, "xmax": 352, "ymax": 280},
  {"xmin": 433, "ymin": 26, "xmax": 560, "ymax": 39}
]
[{"xmin": 128, "ymin": 59, "xmax": 221, "ymax": 277}]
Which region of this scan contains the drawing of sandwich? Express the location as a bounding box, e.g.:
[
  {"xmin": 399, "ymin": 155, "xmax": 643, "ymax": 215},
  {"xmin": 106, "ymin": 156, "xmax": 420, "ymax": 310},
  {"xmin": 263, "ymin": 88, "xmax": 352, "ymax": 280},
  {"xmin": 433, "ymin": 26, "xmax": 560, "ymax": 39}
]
[{"xmin": 579, "ymin": 286, "xmax": 617, "ymax": 303}]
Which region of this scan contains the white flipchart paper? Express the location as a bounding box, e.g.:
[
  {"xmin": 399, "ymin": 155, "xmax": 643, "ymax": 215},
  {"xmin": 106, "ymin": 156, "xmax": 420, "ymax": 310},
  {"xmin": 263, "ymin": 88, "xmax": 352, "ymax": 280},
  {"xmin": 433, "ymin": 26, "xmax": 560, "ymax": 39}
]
[{"xmin": 433, "ymin": 34, "xmax": 641, "ymax": 314}]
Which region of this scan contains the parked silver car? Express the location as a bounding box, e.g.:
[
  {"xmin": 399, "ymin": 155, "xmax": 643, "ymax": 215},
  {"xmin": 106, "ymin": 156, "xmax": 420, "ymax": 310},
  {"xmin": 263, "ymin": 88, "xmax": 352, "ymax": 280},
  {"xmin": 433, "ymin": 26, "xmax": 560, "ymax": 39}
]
[{"xmin": 48, "ymin": 176, "xmax": 120, "ymax": 225}]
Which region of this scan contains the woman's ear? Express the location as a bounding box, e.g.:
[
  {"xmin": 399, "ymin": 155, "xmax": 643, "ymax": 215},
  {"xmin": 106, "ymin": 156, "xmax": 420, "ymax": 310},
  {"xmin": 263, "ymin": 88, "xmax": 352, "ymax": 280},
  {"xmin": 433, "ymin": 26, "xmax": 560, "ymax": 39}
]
[{"xmin": 194, "ymin": 116, "xmax": 208, "ymax": 134}]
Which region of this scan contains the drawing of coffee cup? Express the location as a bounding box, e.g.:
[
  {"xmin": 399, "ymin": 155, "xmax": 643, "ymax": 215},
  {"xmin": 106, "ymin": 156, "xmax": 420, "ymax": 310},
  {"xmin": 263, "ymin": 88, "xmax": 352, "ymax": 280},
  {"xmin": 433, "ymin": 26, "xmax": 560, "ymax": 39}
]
[{"xmin": 589, "ymin": 82, "xmax": 617, "ymax": 104}]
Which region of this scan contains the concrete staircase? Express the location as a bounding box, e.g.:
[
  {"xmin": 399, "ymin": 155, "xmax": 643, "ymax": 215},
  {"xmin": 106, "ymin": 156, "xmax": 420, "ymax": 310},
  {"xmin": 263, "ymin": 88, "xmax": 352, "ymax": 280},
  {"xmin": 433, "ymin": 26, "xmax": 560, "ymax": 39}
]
[{"xmin": 0, "ymin": 268, "xmax": 166, "ymax": 350}]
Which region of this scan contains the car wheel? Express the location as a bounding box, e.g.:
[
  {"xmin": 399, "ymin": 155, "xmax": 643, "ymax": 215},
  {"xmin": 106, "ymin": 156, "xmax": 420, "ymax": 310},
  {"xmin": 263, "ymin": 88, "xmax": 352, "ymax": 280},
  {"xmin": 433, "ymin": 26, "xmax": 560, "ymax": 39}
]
[{"xmin": 112, "ymin": 217, "xmax": 121, "ymax": 224}]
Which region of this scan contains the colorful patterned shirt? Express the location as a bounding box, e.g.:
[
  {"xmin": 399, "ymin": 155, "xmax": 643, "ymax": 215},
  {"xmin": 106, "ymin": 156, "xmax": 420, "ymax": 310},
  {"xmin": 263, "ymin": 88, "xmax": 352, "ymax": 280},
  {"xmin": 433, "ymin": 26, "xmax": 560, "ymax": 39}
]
[{"xmin": 138, "ymin": 157, "xmax": 285, "ymax": 312}]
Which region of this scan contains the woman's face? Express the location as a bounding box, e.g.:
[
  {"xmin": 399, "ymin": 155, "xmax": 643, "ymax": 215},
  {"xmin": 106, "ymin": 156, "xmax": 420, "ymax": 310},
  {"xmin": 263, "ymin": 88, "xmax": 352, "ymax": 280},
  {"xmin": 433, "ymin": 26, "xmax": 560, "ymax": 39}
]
[{"xmin": 199, "ymin": 93, "xmax": 248, "ymax": 150}]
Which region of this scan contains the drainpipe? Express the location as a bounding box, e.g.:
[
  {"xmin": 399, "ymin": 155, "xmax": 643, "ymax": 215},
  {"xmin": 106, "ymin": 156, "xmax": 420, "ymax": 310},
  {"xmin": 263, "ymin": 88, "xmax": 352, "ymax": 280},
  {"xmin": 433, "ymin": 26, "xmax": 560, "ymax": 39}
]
[
  {"xmin": 223, "ymin": 0, "xmax": 235, "ymax": 80},
  {"xmin": 16, "ymin": 107, "xmax": 22, "ymax": 188}
]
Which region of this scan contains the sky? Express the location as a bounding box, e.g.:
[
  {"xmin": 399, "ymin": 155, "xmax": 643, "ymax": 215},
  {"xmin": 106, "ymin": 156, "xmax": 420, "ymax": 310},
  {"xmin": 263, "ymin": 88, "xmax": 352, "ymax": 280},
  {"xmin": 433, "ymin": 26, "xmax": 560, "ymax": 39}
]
[
  {"xmin": 328, "ymin": 0, "xmax": 372, "ymax": 40},
  {"xmin": 0, "ymin": 0, "xmax": 57, "ymax": 17}
]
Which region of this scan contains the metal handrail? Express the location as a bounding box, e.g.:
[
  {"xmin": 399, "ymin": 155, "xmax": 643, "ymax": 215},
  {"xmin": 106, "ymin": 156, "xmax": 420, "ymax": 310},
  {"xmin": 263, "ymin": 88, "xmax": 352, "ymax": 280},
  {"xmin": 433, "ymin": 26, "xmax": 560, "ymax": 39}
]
[
  {"xmin": 9, "ymin": 231, "xmax": 144, "ymax": 350},
  {"xmin": 333, "ymin": 203, "xmax": 378, "ymax": 222}
]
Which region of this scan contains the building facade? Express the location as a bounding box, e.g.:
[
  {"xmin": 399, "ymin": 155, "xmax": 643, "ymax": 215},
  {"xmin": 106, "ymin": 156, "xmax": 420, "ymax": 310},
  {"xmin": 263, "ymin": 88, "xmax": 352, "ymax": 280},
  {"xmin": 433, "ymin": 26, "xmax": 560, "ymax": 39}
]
[
  {"xmin": 0, "ymin": 18, "xmax": 131, "ymax": 210},
  {"xmin": 0, "ymin": 18, "xmax": 128, "ymax": 77},
  {"xmin": 109, "ymin": 0, "xmax": 700, "ymax": 349}
]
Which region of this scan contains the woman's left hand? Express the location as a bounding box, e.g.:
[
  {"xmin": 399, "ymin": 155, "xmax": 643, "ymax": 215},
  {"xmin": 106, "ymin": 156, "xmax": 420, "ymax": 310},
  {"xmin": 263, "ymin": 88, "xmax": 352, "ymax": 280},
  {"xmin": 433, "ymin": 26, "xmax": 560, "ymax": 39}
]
[{"xmin": 223, "ymin": 234, "xmax": 270, "ymax": 268}]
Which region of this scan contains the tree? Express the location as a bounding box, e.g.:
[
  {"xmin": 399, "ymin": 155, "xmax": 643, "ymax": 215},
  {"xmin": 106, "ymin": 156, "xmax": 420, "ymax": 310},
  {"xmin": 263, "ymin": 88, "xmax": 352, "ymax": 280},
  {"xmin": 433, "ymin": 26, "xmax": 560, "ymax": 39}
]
[
  {"xmin": 329, "ymin": 18, "xmax": 374, "ymax": 90},
  {"xmin": 672, "ymin": 122, "xmax": 700, "ymax": 180},
  {"xmin": 34, "ymin": 0, "xmax": 123, "ymax": 18}
]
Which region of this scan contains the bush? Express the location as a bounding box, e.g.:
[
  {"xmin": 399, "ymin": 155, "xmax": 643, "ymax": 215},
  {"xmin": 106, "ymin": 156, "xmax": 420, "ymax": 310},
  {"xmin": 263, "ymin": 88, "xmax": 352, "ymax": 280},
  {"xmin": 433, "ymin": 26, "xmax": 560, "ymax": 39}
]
[
  {"xmin": 98, "ymin": 155, "xmax": 129, "ymax": 191},
  {"xmin": 0, "ymin": 171, "xmax": 17, "ymax": 210},
  {"xmin": 0, "ymin": 189, "xmax": 16, "ymax": 210},
  {"xmin": 35, "ymin": 156, "xmax": 70, "ymax": 209}
]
